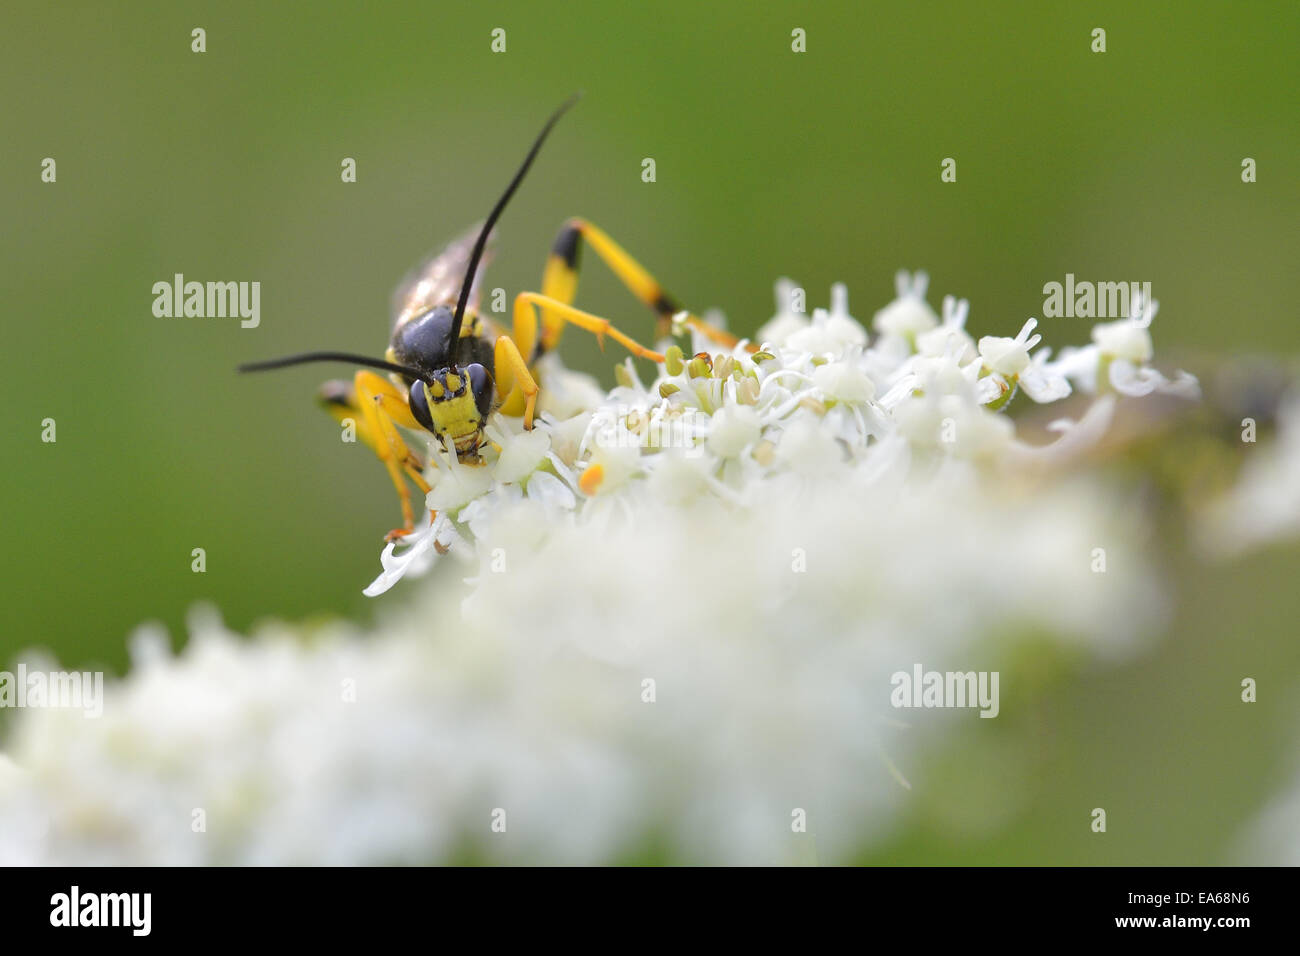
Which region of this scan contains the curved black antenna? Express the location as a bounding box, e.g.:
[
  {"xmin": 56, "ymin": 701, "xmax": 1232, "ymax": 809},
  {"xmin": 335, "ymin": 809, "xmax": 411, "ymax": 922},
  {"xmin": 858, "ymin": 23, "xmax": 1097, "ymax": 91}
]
[
  {"xmin": 238, "ymin": 351, "xmax": 426, "ymax": 380},
  {"xmin": 449, "ymin": 92, "xmax": 582, "ymax": 365}
]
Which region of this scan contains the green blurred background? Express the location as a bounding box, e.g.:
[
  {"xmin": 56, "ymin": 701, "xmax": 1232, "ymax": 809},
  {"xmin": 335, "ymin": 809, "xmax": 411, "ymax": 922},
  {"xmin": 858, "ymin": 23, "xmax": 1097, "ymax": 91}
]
[{"xmin": 2, "ymin": 1, "xmax": 1297, "ymax": 863}]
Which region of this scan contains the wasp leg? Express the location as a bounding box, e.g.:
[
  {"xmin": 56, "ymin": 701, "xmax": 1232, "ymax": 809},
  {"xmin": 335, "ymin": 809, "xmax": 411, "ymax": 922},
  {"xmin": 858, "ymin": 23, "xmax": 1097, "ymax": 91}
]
[
  {"xmin": 541, "ymin": 217, "xmax": 745, "ymax": 352},
  {"xmin": 493, "ymin": 335, "xmax": 541, "ymax": 430},
  {"xmin": 326, "ymin": 372, "xmax": 436, "ymax": 542},
  {"xmin": 514, "ymin": 291, "xmax": 665, "ymax": 366},
  {"xmin": 499, "ymin": 292, "xmax": 665, "ymax": 429},
  {"xmin": 318, "ymin": 380, "xmax": 425, "ymax": 481}
]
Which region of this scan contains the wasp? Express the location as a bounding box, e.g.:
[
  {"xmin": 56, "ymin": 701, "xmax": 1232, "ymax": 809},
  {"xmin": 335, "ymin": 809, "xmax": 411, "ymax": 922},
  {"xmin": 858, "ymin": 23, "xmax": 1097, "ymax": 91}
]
[{"xmin": 241, "ymin": 95, "xmax": 738, "ymax": 540}]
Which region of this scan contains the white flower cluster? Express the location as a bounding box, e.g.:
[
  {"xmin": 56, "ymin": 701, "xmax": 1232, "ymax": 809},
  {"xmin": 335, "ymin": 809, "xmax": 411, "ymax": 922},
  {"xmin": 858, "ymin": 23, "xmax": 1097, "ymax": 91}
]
[
  {"xmin": 0, "ymin": 275, "xmax": 1200, "ymax": 864},
  {"xmin": 367, "ymin": 271, "xmax": 1197, "ymax": 596}
]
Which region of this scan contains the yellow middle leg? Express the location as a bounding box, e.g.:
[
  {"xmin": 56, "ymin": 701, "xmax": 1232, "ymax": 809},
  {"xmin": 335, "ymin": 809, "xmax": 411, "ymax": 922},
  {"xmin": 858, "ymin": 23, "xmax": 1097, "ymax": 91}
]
[
  {"xmin": 516, "ymin": 291, "xmax": 664, "ymax": 360},
  {"xmin": 540, "ymin": 218, "xmax": 744, "ymax": 352},
  {"xmin": 498, "ymin": 292, "xmax": 666, "ymax": 426}
]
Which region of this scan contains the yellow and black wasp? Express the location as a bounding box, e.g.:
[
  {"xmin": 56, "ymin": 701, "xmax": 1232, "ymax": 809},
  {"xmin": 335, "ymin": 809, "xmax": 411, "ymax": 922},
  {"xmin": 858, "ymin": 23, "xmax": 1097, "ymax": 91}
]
[{"xmin": 241, "ymin": 95, "xmax": 738, "ymax": 540}]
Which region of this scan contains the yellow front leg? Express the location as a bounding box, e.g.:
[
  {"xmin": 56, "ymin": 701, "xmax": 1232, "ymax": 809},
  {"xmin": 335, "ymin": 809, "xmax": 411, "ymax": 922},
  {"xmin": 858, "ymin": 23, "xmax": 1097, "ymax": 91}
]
[
  {"xmin": 493, "ymin": 334, "xmax": 540, "ymax": 429},
  {"xmin": 351, "ymin": 370, "xmax": 434, "ymax": 540},
  {"xmin": 318, "ymin": 378, "xmax": 427, "ymax": 484}
]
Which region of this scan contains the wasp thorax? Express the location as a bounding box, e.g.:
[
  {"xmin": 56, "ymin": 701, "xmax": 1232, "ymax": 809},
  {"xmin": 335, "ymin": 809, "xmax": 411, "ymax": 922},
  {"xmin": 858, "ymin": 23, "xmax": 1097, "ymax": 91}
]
[{"xmin": 389, "ymin": 306, "xmax": 456, "ymax": 381}]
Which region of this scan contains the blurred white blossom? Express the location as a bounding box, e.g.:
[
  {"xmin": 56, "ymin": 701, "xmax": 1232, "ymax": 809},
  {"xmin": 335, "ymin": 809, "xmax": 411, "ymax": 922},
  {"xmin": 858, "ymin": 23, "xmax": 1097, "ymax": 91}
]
[
  {"xmin": 1197, "ymin": 391, "xmax": 1300, "ymax": 558},
  {"xmin": 1239, "ymin": 752, "xmax": 1300, "ymax": 865}
]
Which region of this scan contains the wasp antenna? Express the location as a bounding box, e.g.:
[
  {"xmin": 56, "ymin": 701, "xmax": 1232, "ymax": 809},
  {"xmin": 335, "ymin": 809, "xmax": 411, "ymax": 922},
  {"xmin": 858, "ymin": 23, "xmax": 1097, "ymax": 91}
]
[
  {"xmin": 449, "ymin": 92, "xmax": 582, "ymax": 364},
  {"xmin": 238, "ymin": 351, "xmax": 425, "ymax": 380}
]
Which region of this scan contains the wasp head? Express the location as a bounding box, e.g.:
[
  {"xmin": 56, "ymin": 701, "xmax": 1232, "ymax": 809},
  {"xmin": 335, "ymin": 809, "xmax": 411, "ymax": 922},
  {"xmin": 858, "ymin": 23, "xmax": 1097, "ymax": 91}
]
[{"xmin": 408, "ymin": 364, "xmax": 494, "ymax": 461}]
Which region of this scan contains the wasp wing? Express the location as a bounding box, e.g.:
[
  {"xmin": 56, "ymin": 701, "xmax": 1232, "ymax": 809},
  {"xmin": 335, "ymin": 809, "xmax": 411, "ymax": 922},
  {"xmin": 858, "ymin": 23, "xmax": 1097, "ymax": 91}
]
[{"xmin": 391, "ymin": 222, "xmax": 496, "ymax": 331}]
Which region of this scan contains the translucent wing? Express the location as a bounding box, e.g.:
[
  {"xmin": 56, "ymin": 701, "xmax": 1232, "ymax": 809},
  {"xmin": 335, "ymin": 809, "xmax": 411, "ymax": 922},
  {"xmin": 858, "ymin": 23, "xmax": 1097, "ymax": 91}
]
[{"xmin": 390, "ymin": 222, "xmax": 496, "ymax": 331}]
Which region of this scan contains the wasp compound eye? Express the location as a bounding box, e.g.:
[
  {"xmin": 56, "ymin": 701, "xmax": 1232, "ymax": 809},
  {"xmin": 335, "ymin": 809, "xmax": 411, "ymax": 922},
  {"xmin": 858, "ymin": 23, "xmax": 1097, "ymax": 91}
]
[
  {"xmin": 466, "ymin": 363, "xmax": 494, "ymax": 421},
  {"xmin": 408, "ymin": 379, "xmax": 435, "ymax": 432}
]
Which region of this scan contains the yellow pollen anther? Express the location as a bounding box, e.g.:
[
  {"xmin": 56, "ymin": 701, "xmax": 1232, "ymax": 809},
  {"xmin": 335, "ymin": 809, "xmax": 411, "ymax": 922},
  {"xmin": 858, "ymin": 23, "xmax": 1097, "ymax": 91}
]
[{"xmin": 578, "ymin": 463, "xmax": 605, "ymax": 496}]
